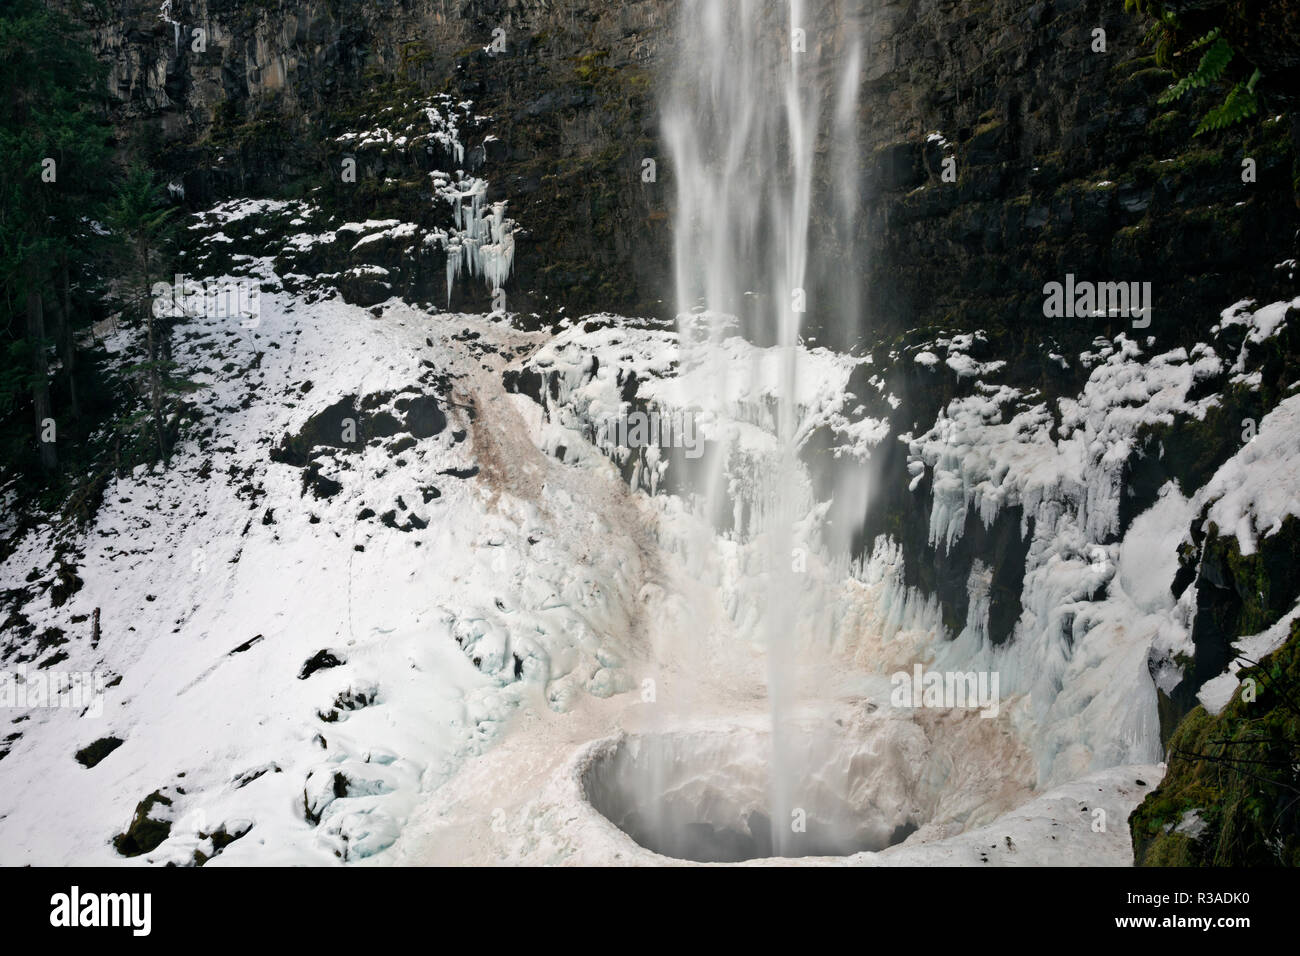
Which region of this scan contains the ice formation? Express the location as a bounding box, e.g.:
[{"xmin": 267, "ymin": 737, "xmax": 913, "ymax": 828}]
[{"xmin": 333, "ymin": 95, "xmax": 518, "ymax": 306}]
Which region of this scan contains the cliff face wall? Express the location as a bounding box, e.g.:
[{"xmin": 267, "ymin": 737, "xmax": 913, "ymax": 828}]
[
  {"xmin": 82, "ymin": 2, "xmax": 1297, "ymax": 337},
  {"xmin": 84, "ymin": 0, "xmax": 674, "ymax": 317},
  {"xmin": 856, "ymin": 0, "xmax": 1298, "ymax": 348}
]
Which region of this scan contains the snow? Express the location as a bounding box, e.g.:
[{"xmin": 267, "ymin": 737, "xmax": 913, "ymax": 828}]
[
  {"xmin": 0, "ymin": 262, "xmax": 653, "ymax": 864},
  {"xmin": 2, "ymin": 162, "xmax": 1296, "ymax": 867},
  {"xmin": 0, "ymin": 237, "xmax": 1097, "ymax": 864},
  {"xmin": 1118, "ymin": 483, "xmax": 1189, "ymax": 615},
  {"xmin": 1217, "ymin": 296, "xmax": 1295, "ymax": 344},
  {"xmin": 350, "ymin": 222, "xmax": 419, "ymax": 251},
  {"xmin": 894, "ymin": 333, "xmax": 1227, "ymax": 784},
  {"xmin": 1215, "ymin": 296, "xmax": 1298, "ymax": 374},
  {"xmin": 513, "ymin": 315, "xmax": 886, "ymax": 497},
  {"xmin": 1198, "ymin": 604, "xmax": 1300, "ymax": 715},
  {"xmin": 394, "ymin": 691, "xmax": 1160, "ymax": 866},
  {"xmin": 1201, "ymin": 396, "xmax": 1300, "ymax": 554},
  {"xmin": 878, "ymin": 296, "xmax": 1300, "ymax": 786},
  {"xmin": 336, "ymin": 219, "xmax": 403, "ymax": 236},
  {"xmin": 871, "ymin": 764, "xmax": 1162, "ymax": 866}
]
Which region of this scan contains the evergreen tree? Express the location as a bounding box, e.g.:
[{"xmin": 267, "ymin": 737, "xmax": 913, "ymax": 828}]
[
  {"xmin": 0, "ymin": 0, "xmax": 112, "ymax": 475},
  {"xmin": 102, "ymin": 165, "xmax": 181, "ymax": 469}
]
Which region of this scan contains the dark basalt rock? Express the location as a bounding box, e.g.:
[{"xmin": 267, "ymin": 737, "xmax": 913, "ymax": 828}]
[
  {"xmin": 439, "ymin": 466, "xmax": 479, "ymax": 480},
  {"xmin": 75, "ymin": 736, "xmax": 124, "ymax": 768},
  {"xmin": 302, "ymin": 464, "xmax": 343, "ymax": 499},
  {"xmin": 1153, "ymin": 514, "xmax": 1300, "ymax": 745},
  {"xmin": 82, "ymin": 0, "xmax": 673, "ymax": 319},
  {"xmin": 298, "ymin": 649, "xmax": 345, "ymax": 680},
  {"xmin": 398, "ymin": 395, "xmax": 447, "ymax": 438},
  {"xmin": 271, "ymin": 396, "xmax": 403, "ymax": 467},
  {"xmin": 192, "ymin": 821, "xmax": 253, "ymax": 867},
  {"xmin": 113, "ymin": 790, "xmax": 173, "ymax": 857},
  {"xmin": 228, "ymin": 635, "xmax": 264, "ymax": 655}
]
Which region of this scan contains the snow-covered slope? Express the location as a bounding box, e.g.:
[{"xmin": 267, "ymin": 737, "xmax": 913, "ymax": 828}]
[{"xmin": 0, "ymin": 243, "xmax": 664, "ymax": 863}]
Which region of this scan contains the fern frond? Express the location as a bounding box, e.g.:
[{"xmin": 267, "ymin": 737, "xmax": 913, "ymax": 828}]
[
  {"xmin": 1195, "ymin": 35, "xmax": 1234, "ymax": 82},
  {"xmin": 1195, "ymin": 80, "xmax": 1260, "ymax": 135},
  {"xmin": 1159, "ymin": 36, "xmax": 1233, "ymax": 103}
]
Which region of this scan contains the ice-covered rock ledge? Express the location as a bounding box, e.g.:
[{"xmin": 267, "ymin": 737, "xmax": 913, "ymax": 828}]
[
  {"xmin": 395, "ymin": 696, "xmax": 1160, "ymax": 867},
  {"xmin": 868, "ymin": 764, "xmax": 1162, "ymax": 867},
  {"xmin": 463, "ymin": 732, "xmax": 1160, "ymax": 866},
  {"xmin": 565, "ymin": 730, "xmax": 1158, "ymax": 866}
]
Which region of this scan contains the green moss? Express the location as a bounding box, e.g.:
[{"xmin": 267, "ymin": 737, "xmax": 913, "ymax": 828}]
[
  {"xmin": 1147, "ymin": 109, "xmax": 1189, "ymax": 138},
  {"xmin": 1130, "ymin": 619, "xmax": 1300, "ymax": 866},
  {"xmin": 1141, "ymin": 146, "xmax": 1225, "ymax": 178},
  {"xmin": 1224, "ymin": 538, "xmax": 1272, "ymax": 634},
  {"xmin": 1241, "ymin": 112, "xmax": 1293, "ymax": 161},
  {"xmin": 203, "ymin": 92, "xmax": 292, "ymax": 151},
  {"xmin": 1127, "ymin": 66, "xmax": 1176, "ymax": 86},
  {"xmin": 574, "ymin": 49, "xmax": 611, "ymax": 84},
  {"xmin": 400, "ymin": 40, "xmax": 433, "ymax": 72},
  {"xmin": 113, "ymin": 790, "xmax": 174, "ymax": 858},
  {"xmin": 1048, "ymin": 173, "xmax": 1113, "ymax": 201},
  {"xmin": 1111, "ymin": 53, "xmax": 1161, "ymax": 76}
]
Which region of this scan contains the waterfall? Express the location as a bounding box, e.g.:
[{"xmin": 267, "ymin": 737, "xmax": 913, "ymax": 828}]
[
  {"xmin": 159, "ymin": 1, "xmax": 182, "ymax": 53},
  {"xmin": 663, "ymin": 0, "xmax": 862, "ymax": 856}
]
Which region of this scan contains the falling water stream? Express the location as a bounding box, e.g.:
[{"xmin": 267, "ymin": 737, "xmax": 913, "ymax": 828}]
[{"xmin": 663, "ymin": 0, "xmax": 862, "ymax": 857}]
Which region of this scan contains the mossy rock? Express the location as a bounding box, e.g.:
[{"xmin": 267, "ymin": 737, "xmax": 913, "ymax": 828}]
[
  {"xmin": 74, "ymin": 736, "xmax": 123, "ymax": 768},
  {"xmin": 1147, "ymin": 109, "xmax": 1191, "ymax": 139},
  {"xmin": 1130, "ymin": 619, "xmax": 1300, "ymax": 866},
  {"xmin": 573, "ymin": 50, "xmax": 612, "ymax": 84},
  {"xmin": 113, "ymin": 791, "xmax": 174, "ymax": 858}
]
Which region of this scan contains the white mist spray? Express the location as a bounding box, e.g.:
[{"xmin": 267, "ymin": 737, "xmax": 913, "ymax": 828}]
[{"xmin": 663, "ymin": 0, "xmax": 862, "ymax": 856}]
